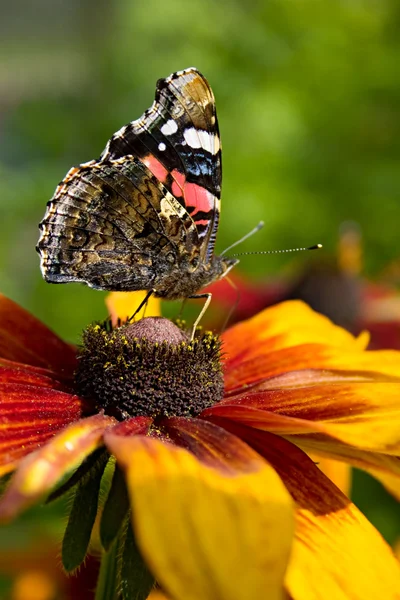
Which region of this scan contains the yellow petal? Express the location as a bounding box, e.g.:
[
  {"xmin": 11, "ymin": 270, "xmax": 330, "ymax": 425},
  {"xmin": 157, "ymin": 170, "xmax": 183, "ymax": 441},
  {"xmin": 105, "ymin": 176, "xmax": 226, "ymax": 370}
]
[
  {"xmin": 106, "ymin": 291, "xmax": 161, "ymax": 326},
  {"xmin": 0, "ymin": 414, "xmax": 116, "ymax": 521},
  {"xmin": 216, "ymin": 421, "xmax": 400, "ymax": 599},
  {"xmin": 222, "ymin": 301, "xmax": 368, "ymax": 363},
  {"xmin": 288, "ymin": 486, "xmax": 400, "ymax": 600},
  {"xmin": 309, "ymin": 453, "xmax": 352, "ymax": 496},
  {"xmin": 106, "ymin": 434, "xmax": 294, "ymax": 600}
]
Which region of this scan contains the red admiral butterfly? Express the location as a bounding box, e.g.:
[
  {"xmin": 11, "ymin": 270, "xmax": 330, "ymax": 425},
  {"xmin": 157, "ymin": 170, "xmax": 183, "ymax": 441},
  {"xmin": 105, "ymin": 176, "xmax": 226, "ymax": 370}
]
[{"xmin": 37, "ymin": 68, "xmax": 238, "ymax": 326}]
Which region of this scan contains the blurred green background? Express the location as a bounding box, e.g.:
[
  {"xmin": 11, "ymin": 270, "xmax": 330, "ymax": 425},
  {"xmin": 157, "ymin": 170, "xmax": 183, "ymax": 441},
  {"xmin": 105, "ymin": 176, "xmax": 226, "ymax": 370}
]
[{"xmin": 1, "ymin": 0, "xmax": 400, "ymax": 596}]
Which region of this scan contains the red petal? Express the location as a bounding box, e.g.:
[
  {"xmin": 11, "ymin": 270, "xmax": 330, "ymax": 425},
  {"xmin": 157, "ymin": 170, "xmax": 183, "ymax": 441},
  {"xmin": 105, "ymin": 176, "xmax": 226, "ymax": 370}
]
[
  {"xmin": 0, "ymin": 364, "xmax": 69, "ymax": 389},
  {"xmin": 108, "ymin": 417, "xmax": 153, "ymax": 437},
  {"xmin": 161, "ymin": 416, "xmax": 266, "ymax": 473},
  {"xmin": 0, "ymin": 295, "xmax": 77, "ymax": 374},
  {"xmin": 0, "ymin": 382, "xmax": 85, "ymax": 476},
  {"xmin": 0, "ymin": 413, "xmax": 116, "ymax": 520},
  {"xmin": 0, "ymin": 357, "xmax": 72, "ymax": 384}
]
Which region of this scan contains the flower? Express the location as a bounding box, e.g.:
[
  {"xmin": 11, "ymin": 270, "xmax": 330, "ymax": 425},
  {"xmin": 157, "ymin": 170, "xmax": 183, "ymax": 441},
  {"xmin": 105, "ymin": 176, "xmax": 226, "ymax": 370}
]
[
  {"xmin": 206, "ymin": 223, "xmax": 400, "ymax": 350},
  {"xmin": 1, "ymin": 293, "xmax": 400, "ymax": 598}
]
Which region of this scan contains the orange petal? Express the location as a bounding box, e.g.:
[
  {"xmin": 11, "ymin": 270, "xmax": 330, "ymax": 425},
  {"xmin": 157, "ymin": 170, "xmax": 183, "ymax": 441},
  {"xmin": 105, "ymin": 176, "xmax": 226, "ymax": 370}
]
[
  {"xmin": 223, "ymin": 343, "xmax": 400, "ymax": 392},
  {"xmin": 0, "ymin": 381, "xmax": 85, "ymax": 476},
  {"xmin": 105, "ymin": 434, "xmax": 294, "ymax": 600},
  {"xmin": 0, "ymin": 413, "xmax": 116, "ymax": 521},
  {"xmin": 106, "ymin": 291, "xmax": 161, "ymax": 326},
  {"xmin": 222, "ymin": 301, "xmax": 368, "ymax": 366},
  {"xmin": 205, "ymin": 377, "xmax": 400, "ymax": 499},
  {"xmin": 214, "ymin": 421, "xmax": 400, "ymax": 599},
  {"xmin": 0, "ymin": 295, "xmax": 77, "ymax": 374},
  {"xmin": 206, "ymin": 380, "xmax": 400, "ymax": 493},
  {"xmin": 218, "ymin": 382, "xmax": 400, "ymax": 452}
]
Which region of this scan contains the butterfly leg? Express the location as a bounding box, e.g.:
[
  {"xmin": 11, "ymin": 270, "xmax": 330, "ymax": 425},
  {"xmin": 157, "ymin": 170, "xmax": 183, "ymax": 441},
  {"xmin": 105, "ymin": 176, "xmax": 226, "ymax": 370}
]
[
  {"xmin": 127, "ymin": 289, "xmax": 156, "ymax": 322},
  {"xmin": 177, "ymin": 298, "xmax": 187, "ymax": 320},
  {"xmin": 188, "ymin": 293, "xmax": 212, "ymax": 340}
]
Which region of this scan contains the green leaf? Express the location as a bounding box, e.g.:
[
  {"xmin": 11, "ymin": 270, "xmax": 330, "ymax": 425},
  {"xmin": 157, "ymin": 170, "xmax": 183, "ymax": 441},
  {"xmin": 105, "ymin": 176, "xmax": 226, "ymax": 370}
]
[
  {"xmin": 62, "ymin": 450, "xmax": 109, "ymax": 572},
  {"xmin": 100, "ymin": 464, "xmax": 129, "ymax": 551}
]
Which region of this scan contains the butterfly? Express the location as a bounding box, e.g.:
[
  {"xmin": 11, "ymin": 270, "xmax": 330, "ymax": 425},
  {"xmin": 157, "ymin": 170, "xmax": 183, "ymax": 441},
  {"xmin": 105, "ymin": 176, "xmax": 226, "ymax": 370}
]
[{"xmin": 37, "ymin": 68, "xmax": 238, "ymax": 327}]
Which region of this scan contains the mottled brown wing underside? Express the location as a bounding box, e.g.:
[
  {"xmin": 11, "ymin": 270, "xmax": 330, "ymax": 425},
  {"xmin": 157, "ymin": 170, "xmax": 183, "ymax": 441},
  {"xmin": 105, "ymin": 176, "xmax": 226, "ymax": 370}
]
[{"xmin": 37, "ymin": 157, "xmax": 199, "ymax": 291}]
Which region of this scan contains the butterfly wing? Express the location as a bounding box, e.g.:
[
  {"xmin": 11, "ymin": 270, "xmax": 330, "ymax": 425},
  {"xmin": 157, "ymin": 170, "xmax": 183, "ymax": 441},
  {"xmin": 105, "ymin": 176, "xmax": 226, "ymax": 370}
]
[
  {"xmin": 38, "ymin": 68, "xmax": 222, "ymax": 293},
  {"xmin": 38, "ymin": 157, "xmax": 198, "ymax": 291},
  {"xmin": 101, "ymin": 67, "xmax": 222, "ymax": 261}
]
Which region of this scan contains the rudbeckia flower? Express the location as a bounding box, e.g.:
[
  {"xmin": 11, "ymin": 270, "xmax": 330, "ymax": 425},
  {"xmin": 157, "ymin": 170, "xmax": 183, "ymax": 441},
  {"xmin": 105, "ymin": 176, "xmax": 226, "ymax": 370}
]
[
  {"xmin": 1, "ymin": 293, "xmax": 400, "ymax": 599},
  {"xmin": 208, "ymin": 223, "xmax": 400, "ymax": 351}
]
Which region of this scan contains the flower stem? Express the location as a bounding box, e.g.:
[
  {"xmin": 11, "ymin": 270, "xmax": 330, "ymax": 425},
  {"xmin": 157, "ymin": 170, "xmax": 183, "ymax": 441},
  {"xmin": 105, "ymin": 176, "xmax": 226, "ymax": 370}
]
[
  {"xmin": 120, "ymin": 518, "xmax": 155, "ymax": 600},
  {"xmin": 95, "ymin": 539, "xmax": 119, "ymax": 600}
]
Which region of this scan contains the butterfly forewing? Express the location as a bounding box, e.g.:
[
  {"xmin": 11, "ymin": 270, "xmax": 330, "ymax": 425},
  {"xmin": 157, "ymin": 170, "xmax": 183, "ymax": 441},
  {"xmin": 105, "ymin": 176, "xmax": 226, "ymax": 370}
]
[
  {"xmin": 101, "ymin": 68, "xmax": 221, "ymax": 260},
  {"xmin": 38, "ymin": 68, "xmax": 230, "ymax": 300}
]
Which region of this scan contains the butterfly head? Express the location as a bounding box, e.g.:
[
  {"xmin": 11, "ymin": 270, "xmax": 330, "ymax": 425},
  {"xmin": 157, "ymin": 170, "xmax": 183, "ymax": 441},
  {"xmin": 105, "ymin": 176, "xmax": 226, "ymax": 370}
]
[{"xmin": 212, "ymin": 255, "xmax": 240, "ymax": 284}]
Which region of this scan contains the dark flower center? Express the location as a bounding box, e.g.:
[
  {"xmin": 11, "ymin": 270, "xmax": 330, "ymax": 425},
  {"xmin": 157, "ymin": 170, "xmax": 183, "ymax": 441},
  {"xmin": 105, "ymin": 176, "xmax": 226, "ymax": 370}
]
[{"xmin": 74, "ymin": 317, "xmax": 224, "ymax": 420}]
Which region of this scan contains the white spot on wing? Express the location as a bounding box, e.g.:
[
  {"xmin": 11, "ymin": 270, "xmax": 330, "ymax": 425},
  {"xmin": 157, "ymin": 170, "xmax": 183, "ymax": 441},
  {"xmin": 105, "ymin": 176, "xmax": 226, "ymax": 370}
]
[
  {"xmin": 183, "ymin": 128, "xmax": 220, "ymax": 155},
  {"xmin": 158, "ymin": 142, "xmax": 166, "ymax": 151},
  {"xmin": 161, "ymin": 119, "xmax": 178, "ymax": 135},
  {"xmin": 160, "ymin": 195, "xmax": 186, "ymax": 219},
  {"xmin": 114, "ymin": 126, "xmax": 127, "ymax": 139},
  {"xmin": 160, "ymin": 197, "xmax": 175, "ymax": 218}
]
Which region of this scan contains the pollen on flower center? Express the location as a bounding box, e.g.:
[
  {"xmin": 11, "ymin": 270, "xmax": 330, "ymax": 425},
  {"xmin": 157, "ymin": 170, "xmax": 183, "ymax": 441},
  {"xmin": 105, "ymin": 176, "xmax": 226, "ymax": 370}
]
[{"xmin": 74, "ymin": 317, "xmax": 224, "ymax": 420}]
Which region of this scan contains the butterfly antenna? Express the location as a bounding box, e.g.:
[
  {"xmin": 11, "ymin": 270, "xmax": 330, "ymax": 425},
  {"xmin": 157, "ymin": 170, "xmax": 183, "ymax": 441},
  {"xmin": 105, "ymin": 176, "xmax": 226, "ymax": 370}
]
[
  {"xmin": 232, "ymin": 244, "xmax": 322, "ymax": 257},
  {"xmin": 220, "ymin": 221, "xmax": 265, "ymax": 256}
]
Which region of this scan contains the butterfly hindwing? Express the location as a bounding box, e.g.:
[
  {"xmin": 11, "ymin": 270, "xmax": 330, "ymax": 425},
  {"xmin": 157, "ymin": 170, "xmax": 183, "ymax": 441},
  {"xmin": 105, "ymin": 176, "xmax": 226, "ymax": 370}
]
[
  {"xmin": 38, "ymin": 158, "xmax": 198, "ymax": 291},
  {"xmin": 101, "ymin": 68, "xmax": 221, "ymax": 260}
]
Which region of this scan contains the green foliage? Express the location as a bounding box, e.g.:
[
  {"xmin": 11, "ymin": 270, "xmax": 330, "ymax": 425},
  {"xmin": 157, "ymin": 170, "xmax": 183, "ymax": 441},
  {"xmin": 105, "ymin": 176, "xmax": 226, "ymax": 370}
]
[{"xmin": 62, "ymin": 451, "xmax": 109, "ymax": 572}]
